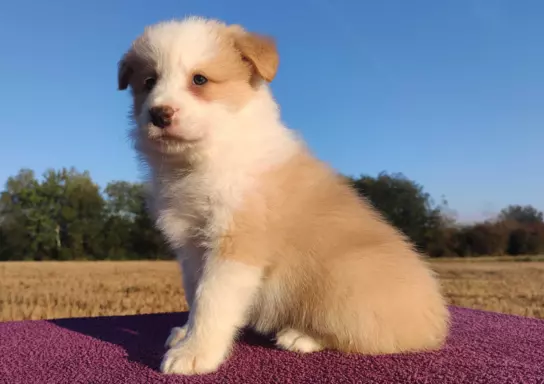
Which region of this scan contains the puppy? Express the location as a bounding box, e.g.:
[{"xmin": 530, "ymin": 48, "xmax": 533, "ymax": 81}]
[{"xmin": 117, "ymin": 16, "xmax": 450, "ymax": 375}]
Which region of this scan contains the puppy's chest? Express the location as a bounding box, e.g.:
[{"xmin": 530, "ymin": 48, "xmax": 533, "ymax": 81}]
[{"xmin": 151, "ymin": 171, "xmax": 250, "ymax": 248}]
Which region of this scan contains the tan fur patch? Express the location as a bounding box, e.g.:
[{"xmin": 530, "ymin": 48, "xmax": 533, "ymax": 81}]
[
  {"xmin": 188, "ymin": 37, "xmax": 255, "ymax": 110},
  {"xmin": 216, "ymin": 149, "xmax": 450, "ymax": 355},
  {"xmin": 227, "ymin": 25, "xmax": 279, "ymax": 83},
  {"xmin": 217, "ymin": 149, "xmax": 401, "ymax": 267},
  {"xmin": 188, "ymin": 25, "xmax": 279, "ymax": 110}
]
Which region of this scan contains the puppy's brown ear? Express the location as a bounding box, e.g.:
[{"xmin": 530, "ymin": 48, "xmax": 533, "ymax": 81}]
[
  {"xmin": 228, "ymin": 25, "xmax": 279, "ymax": 83},
  {"xmin": 117, "ymin": 53, "xmax": 133, "ymax": 91}
]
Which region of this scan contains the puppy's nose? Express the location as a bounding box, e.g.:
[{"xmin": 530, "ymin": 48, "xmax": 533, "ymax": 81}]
[{"xmin": 149, "ymin": 105, "xmax": 175, "ymax": 129}]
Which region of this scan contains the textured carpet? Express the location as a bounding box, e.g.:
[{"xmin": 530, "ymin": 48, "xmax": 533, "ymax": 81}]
[{"xmin": 1, "ymin": 306, "xmax": 543, "ymax": 384}]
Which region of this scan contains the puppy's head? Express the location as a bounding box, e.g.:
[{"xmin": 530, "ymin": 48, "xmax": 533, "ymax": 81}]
[{"xmin": 118, "ymin": 17, "xmax": 279, "ymax": 157}]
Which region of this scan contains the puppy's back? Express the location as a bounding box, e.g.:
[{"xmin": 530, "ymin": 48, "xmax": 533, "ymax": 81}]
[{"xmin": 246, "ymin": 149, "xmax": 450, "ymax": 354}]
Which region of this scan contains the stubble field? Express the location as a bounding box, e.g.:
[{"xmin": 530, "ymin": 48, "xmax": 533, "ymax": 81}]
[{"xmin": 1, "ymin": 260, "xmax": 543, "ymax": 322}]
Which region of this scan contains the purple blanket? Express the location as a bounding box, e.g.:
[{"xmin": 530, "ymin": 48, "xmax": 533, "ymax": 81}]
[{"xmin": 1, "ymin": 307, "xmax": 543, "ymax": 384}]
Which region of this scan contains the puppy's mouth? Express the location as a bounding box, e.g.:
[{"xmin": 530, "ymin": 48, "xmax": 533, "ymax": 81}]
[
  {"xmin": 149, "ymin": 133, "xmax": 186, "ymax": 144},
  {"xmin": 146, "ymin": 124, "xmax": 189, "ymax": 143},
  {"xmin": 140, "ymin": 127, "xmax": 200, "ymax": 154}
]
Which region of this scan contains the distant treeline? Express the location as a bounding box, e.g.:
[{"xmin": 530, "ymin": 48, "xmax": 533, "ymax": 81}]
[{"xmin": 0, "ymin": 167, "xmax": 543, "ymax": 261}]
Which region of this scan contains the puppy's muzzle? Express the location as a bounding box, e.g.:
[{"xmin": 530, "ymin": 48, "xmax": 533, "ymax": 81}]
[{"xmin": 149, "ymin": 105, "xmax": 175, "ymax": 129}]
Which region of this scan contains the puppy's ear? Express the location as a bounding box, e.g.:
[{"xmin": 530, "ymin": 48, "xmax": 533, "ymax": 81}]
[
  {"xmin": 117, "ymin": 53, "xmax": 133, "ymax": 91},
  {"xmin": 228, "ymin": 25, "xmax": 279, "ymax": 83}
]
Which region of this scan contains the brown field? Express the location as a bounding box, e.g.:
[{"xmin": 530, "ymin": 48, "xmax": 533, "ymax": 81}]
[{"xmin": 1, "ymin": 260, "xmax": 544, "ymax": 322}]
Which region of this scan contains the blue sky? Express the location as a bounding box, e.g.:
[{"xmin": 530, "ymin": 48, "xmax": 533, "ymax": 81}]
[{"xmin": 1, "ymin": 0, "xmax": 543, "ymax": 222}]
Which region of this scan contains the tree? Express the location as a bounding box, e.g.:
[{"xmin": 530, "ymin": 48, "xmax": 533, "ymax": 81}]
[
  {"xmin": 498, "ymin": 205, "xmax": 543, "ymax": 225},
  {"xmin": 101, "ymin": 180, "xmax": 168, "ymax": 259},
  {"xmin": 100, "ymin": 181, "xmax": 142, "ymax": 259},
  {"xmin": 351, "ymin": 171, "xmax": 448, "ymax": 253},
  {"xmin": 0, "ymin": 168, "xmax": 54, "ymax": 260},
  {"xmin": 455, "ymin": 222, "xmax": 509, "ymax": 257},
  {"xmin": 56, "ymin": 168, "xmax": 105, "ymax": 259},
  {"xmin": 495, "ymin": 205, "xmax": 544, "ymax": 256},
  {"xmin": 130, "ymin": 189, "xmax": 170, "ymax": 259},
  {"xmin": 0, "ymin": 168, "xmax": 106, "ymax": 260}
]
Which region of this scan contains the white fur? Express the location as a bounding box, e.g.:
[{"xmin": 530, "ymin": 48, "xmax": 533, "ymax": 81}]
[
  {"xmin": 123, "ymin": 18, "xmax": 302, "ymax": 375},
  {"xmin": 175, "ymin": 244, "xmax": 204, "ymax": 309},
  {"xmin": 133, "ymin": 18, "xmax": 230, "ymax": 142},
  {"xmin": 151, "ymin": 107, "xmax": 300, "ymax": 250},
  {"xmin": 165, "ymin": 325, "xmax": 188, "ymax": 349},
  {"xmin": 161, "ymin": 258, "xmax": 263, "ymax": 375},
  {"xmin": 275, "ymin": 329, "xmax": 323, "ymax": 353}
]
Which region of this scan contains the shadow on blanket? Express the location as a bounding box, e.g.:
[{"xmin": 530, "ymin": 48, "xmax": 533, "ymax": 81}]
[{"xmin": 49, "ymin": 311, "xmax": 276, "ymax": 371}]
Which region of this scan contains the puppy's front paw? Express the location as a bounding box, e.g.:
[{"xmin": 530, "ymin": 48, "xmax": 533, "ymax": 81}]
[
  {"xmin": 160, "ymin": 339, "xmax": 227, "ymax": 375},
  {"xmin": 164, "ymin": 325, "xmax": 188, "ymax": 348}
]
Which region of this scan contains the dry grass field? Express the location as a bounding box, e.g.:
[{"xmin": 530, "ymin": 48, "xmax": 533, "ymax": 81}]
[{"xmin": 1, "ymin": 260, "xmax": 543, "ymax": 322}]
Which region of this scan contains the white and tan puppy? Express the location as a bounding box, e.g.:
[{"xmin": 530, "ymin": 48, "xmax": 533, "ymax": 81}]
[{"xmin": 117, "ymin": 16, "xmax": 450, "ymax": 375}]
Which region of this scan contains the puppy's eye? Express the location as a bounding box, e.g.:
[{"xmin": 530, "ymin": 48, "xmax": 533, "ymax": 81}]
[
  {"xmin": 144, "ymin": 77, "xmax": 157, "ymax": 91},
  {"xmin": 192, "ymin": 74, "xmax": 208, "ymax": 86}
]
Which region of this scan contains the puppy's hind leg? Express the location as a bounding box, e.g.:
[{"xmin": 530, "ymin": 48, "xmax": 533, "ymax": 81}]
[{"xmin": 275, "ymin": 328, "xmax": 324, "ymax": 353}]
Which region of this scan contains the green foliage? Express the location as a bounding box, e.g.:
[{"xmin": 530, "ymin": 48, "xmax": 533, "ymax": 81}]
[
  {"xmin": 351, "ymin": 171, "xmax": 449, "ymax": 253},
  {"xmin": 0, "ymin": 167, "xmax": 542, "ymax": 260},
  {"xmin": 0, "ymin": 168, "xmax": 169, "ymax": 261}
]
